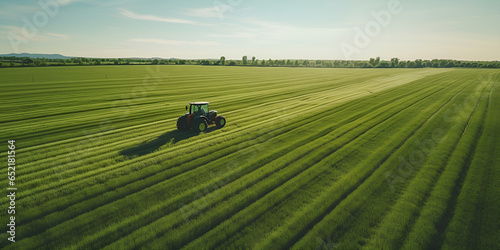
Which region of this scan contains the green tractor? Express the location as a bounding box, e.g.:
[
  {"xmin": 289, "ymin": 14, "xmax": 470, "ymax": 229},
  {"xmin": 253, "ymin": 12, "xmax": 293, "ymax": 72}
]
[{"xmin": 177, "ymin": 102, "xmax": 226, "ymax": 132}]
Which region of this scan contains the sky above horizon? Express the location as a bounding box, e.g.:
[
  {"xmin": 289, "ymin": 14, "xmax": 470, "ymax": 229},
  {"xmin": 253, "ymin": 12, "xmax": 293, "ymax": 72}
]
[{"xmin": 0, "ymin": 0, "xmax": 499, "ymax": 61}]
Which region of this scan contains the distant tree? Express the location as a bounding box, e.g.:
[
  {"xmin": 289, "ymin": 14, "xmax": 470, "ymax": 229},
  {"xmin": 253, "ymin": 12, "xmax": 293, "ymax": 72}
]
[
  {"xmin": 268, "ymin": 58, "xmax": 273, "ymax": 66},
  {"xmin": 261, "ymin": 60, "xmax": 266, "ymax": 66},
  {"xmin": 22, "ymin": 58, "xmax": 34, "ymax": 65},
  {"xmin": 228, "ymin": 61, "xmax": 236, "ymax": 66},
  {"xmin": 415, "ymin": 59, "xmax": 423, "ymax": 68},
  {"xmin": 294, "ymin": 60, "xmax": 299, "ymax": 66},
  {"xmin": 94, "ymin": 60, "xmax": 101, "ymax": 65},
  {"xmin": 152, "ymin": 59, "xmax": 159, "ymax": 65},
  {"xmin": 374, "ymin": 57, "xmax": 380, "ymax": 67},
  {"xmin": 390, "ymin": 58, "xmax": 399, "ymax": 68},
  {"xmin": 369, "ymin": 58, "xmax": 376, "ymax": 66},
  {"xmin": 361, "ymin": 62, "xmax": 371, "ymax": 68},
  {"xmin": 242, "ymin": 55, "xmax": 248, "ymax": 65},
  {"xmin": 378, "ymin": 61, "xmax": 390, "ymax": 68},
  {"xmin": 302, "ymin": 60, "xmax": 309, "ymax": 66},
  {"xmin": 114, "ymin": 59, "xmax": 119, "ymax": 65},
  {"xmin": 220, "ymin": 56, "xmax": 226, "ymax": 65},
  {"xmin": 252, "ymin": 56, "xmax": 256, "ymax": 64},
  {"xmin": 408, "ymin": 61, "xmax": 416, "ymax": 68}
]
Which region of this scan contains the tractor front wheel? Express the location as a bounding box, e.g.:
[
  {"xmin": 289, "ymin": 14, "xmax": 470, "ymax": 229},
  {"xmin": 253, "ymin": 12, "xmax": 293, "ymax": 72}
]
[
  {"xmin": 215, "ymin": 116, "xmax": 226, "ymax": 128},
  {"xmin": 193, "ymin": 119, "xmax": 208, "ymax": 132}
]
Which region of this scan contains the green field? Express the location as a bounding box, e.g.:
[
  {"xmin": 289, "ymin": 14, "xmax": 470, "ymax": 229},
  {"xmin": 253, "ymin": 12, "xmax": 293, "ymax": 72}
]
[{"xmin": 1, "ymin": 65, "xmax": 499, "ymax": 249}]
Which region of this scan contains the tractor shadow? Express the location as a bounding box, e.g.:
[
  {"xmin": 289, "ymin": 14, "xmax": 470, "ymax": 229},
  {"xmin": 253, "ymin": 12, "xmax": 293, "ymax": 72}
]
[{"xmin": 120, "ymin": 127, "xmax": 218, "ymax": 157}]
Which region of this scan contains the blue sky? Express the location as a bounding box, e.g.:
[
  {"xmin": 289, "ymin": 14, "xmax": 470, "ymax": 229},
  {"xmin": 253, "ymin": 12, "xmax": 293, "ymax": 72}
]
[{"xmin": 0, "ymin": 0, "xmax": 499, "ymax": 60}]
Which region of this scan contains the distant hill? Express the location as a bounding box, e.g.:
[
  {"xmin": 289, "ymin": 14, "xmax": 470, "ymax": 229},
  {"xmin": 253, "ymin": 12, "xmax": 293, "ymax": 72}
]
[
  {"xmin": 0, "ymin": 53, "xmax": 73, "ymax": 59},
  {"xmin": 0, "ymin": 53, "xmax": 184, "ymax": 60}
]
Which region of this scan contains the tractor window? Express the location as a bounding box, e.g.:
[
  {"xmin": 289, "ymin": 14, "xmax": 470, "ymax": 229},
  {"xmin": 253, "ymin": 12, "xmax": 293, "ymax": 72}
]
[
  {"xmin": 190, "ymin": 104, "xmax": 208, "ymax": 114},
  {"xmin": 200, "ymin": 104, "xmax": 209, "ymax": 114},
  {"xmin": 191, "ymin": 105, "xmax": 199, "ymax": 113}
]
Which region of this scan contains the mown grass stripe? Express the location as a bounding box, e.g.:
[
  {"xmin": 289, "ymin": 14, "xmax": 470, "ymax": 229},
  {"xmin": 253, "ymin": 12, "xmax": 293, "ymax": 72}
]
[
  {"xmin": 290, "ymin": 72, "xmax": 478, "ymax": 249},
  {"xmin": 149, "ymin": 74, "xmax": 455, "ymax": 249},
  {"xmin": 402, "ymin": 79, "xmax": 492, "ymax": 249}
]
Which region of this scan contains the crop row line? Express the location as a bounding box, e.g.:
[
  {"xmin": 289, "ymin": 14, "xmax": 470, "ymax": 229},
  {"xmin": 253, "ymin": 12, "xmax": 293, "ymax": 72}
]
[
  {"xmin": 289, "ymin": 73, "xmax": 479, "ymax": 249},
  {"xmin": 11, "ymin": 72, "xmax": 444, "ymax": 248}
]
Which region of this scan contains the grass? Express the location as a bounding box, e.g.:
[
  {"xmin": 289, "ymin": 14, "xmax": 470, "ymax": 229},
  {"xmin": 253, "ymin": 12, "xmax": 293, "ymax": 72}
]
[{"xmin": 0, "ymin": 65, "xmax": 498, "ymax": 249}]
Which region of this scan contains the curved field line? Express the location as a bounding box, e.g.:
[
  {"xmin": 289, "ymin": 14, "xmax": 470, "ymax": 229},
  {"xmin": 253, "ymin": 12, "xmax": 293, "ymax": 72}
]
[
  {"xmin": 402, "ymin": 76, "xmax": 494, "ymax": 249},
  {"xmin": 13, "ymin": 71, "xmax": 448, "ymax": 249},
  {"xmin": 142, "ymin": 76, "xmax": 458, "ymax": 250},
  {"xmin": 14, "ymin": 80, "xmax": 406, "ymax": 240},
  {"xmin": 286, "ymin": 73, "xmax": 479, "ymax": 249}
]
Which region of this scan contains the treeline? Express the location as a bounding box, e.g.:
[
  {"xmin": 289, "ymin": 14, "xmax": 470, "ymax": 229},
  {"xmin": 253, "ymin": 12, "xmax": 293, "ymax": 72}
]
[
  {"xmin": 210, "ymin": 56, "xmax": 500, "ymax": 69},
  {"xmin": 1, "ymin": 56, "xmax": 499, "ymax": 69},
  {"xmin": 0, "ymin": 57, "xmax": 200, "ymax": 67}
]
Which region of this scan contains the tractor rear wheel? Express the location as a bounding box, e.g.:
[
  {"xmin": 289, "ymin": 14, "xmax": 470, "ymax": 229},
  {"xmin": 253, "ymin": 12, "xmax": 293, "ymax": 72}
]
[
  {"xmin": 215, "ymin": 116, "xmax": 226, "ymax": 128},
  {"xmin": 177, "ymin": 117, "xmax": 188, "ymax": 131},
  {"xmin": 193, "ymin": 119, "xmax": 208, "ymax": 132}
]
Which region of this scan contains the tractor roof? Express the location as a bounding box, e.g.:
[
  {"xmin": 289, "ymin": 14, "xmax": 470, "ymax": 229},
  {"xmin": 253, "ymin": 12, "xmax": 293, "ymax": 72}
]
[{"xmin": 189, "ymin": 102, "xmax": 209, "ymax": 105}]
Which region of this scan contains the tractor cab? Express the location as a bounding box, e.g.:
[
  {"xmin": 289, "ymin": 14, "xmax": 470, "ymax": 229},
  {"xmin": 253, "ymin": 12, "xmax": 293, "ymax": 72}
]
[
  {"xmin": 178, "ymin": 101, "xmax": 226, "ymax": 132},
  {"xmin": 187, "ymin": 102, "xmax": 209, "ymax": 115}
]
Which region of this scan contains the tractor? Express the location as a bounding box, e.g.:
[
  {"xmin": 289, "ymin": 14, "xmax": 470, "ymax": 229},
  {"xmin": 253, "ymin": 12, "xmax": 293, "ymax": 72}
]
[{"xmin": 177, "ymin": 102, "xmax": 226, "ymax": 132}]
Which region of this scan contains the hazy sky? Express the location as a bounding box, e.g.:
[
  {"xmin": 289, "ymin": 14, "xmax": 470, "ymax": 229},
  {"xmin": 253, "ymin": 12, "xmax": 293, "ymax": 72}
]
[{"xmin": 0, "ymin": 0, "xmax": 499, "ymax": 60}]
